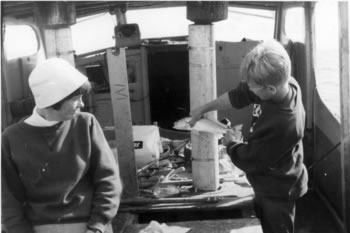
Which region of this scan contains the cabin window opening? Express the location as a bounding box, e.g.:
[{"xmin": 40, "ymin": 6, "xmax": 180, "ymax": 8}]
[
  {"xmin": 127, "ymin": 7, "xmax": 189, "ymax": 39},
  {"xmin": 214, "ymin": 6, "xmax": 276, "ymax": 42},
  {"xmin": 71, "ymin": 6, "xmax": 275, "ymax": 55},
  {"xmin": 3, "ymin": 25, "xmax": 39, "ymax": 60},
  {"xmin": 314, "ymin": 1, "xmax": 340, "ymax": 119},
  {"xmin": 128, "ymin": 6, "xmax": 276, "ymax": 42},
  {"xmin": 284, "ymin": 7, "xmax": 305, "ymax": 43},
  {"xmin": 71, "ymin": 13, "xmax": 116, "ymax": 55},
  {"xmin": 85, "ymin": 64, "xmax": 109, "ymax": 93}
]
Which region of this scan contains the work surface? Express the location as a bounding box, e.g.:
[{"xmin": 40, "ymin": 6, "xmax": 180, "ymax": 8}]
[
  {"xmin": 124, "ymin": 218, "xmax": 263, "ymax": 233},
  {"xmin": 119, "ymin": 175, "xmax": 255, "ymax": 213}
]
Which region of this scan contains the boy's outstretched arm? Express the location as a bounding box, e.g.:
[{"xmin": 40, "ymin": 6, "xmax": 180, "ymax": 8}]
[{"xmin": 189, "ymin": 92, "xmax": 233, "ymax": 127}]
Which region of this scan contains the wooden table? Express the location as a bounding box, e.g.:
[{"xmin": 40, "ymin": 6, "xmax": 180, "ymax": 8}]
[{"xmin": 124, "ymin": 218, "xmax": 263, "ymax": 233}]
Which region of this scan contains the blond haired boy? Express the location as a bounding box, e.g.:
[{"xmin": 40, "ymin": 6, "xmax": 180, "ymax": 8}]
[{"xmin": 190, "ymin": 40, "xmax": 308, "ymax": 233}]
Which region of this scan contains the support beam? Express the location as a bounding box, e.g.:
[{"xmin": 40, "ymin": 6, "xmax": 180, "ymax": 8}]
[
  {"xmin": 189, "ymin": 25, "xmax": 219, "ymax": 191},
  {"xmin": 187, "ymin": 2, "xmax": 227, "ymax": 191},
  {"xmin": 107, "ymin": 7, "xmax": 138, "ymax": 198},
  {"xmin": 106, "ymin": 48, "xmax": 138, "ymax": 198},
  {"xmin": 114, "ymin": 6, "xmax": 127, "ymax": 25},
  {"xmin": 41, "ymin": 28, "xmax": 75, "ymax": 64},
  {"xmin": 34, "ymin": 2, "xmax": 76, "ymax": 64},
  {"xmin": 338, "ymin": 2, "xmax": 350, "ymax": 233}
]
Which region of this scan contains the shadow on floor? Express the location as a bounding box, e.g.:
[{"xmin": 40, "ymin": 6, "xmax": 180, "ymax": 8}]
[{"xmin": 295, "ymin": 190, "xmax": 340, "ymax": 233}]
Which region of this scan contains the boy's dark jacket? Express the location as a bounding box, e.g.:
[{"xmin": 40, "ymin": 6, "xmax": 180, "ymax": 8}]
[{"xmin": 226, "ymin": 77, "xmax": 308, "ymax": 200}]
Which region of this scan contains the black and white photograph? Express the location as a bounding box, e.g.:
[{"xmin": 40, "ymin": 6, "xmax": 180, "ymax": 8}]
[{"xmin": 1, "ymin": 1, "xmax": 349, "ymax": 233}]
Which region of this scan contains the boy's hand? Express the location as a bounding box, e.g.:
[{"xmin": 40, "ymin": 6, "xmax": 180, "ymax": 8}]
[
  {"xmin": 223, "ymin": 130, "xmax": 240, "ymax": 146},
  {"xmin": 189, "ymin": 107, "xmax": 203, "ymax": 127}
]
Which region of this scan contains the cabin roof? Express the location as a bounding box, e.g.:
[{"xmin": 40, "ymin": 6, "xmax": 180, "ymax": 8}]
[{"xmin": 1, "ymin": 1, "xmax": 284, "ymax": 20}]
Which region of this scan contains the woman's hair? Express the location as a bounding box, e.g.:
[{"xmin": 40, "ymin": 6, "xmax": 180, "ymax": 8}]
[
  {"xmin": 240, "ymin": 40, "xmax": 291, "ymax": 87},
  {"xmin": 50, "ymin": 81, "xmax": 91, "ymax": 110}
]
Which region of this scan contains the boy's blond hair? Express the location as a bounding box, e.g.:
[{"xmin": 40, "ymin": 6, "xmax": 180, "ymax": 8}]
[{"xmin": 240, "ymin": 40, "xmax": 291, "ymax": 87}]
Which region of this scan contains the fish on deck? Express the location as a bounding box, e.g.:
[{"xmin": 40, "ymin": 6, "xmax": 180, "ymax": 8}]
[{"xmin": 173, "ymin": 117, "xmax": 242, "ymax": 139}]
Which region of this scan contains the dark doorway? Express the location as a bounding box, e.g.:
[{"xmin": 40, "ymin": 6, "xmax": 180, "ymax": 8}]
[{"xmin": 147, "ymin": 45, "xmax": 190, "ymax": 129}]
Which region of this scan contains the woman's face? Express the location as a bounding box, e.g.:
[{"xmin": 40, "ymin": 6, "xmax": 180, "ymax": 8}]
[{"xmin": 46, "ymin": 95, "xmax": 84, "ymax": 121}]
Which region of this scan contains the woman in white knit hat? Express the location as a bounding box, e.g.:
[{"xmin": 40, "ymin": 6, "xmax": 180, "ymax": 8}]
[{"xmin": 2, "ymin": 58, "xmax": 122, "ymax": 233}]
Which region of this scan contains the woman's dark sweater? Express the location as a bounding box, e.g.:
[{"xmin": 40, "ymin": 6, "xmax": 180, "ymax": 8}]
[{"xmin": 2, "ymin": 112, "xmax": 122, "ymax": 233}]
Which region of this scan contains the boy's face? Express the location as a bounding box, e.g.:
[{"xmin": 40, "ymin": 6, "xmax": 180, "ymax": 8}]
[
  {"xmin": 47, "ymin": 95, "xmax": 84, "ymax": 121},
  {"xmin": 247, "ymin": 81, "xmax": 276, "ymax": 100}
]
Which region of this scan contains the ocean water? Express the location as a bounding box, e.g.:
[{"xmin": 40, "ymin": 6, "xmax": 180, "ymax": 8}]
[{"xmin": 315, "ymin": 49, "xmax": 341, "ymax": 120}]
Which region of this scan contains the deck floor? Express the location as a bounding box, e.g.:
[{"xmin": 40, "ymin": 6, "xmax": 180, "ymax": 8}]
[
  {"xmin": 114, "ymin": 189, "xmax": 341, "ymax": 233},
  {"xmin": 295, "ymin": 190, "xmax": 341, "ymax": 233}
]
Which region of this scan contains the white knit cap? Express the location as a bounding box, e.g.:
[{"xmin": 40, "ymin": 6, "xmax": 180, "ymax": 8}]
[{"xmin": 29, "ymin": 58, "xmax": 88, "ymax": 108}]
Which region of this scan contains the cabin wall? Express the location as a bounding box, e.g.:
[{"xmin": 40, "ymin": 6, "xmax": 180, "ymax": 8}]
[
  {"xmin": 147, "ymin": 41, "xmax": 257, "ymax": 134},
  {"xmin": 2, "ymin": 54, "xmax": 44, "ymax": 125},
  {"xmin": 76, "ymin": 48, "xmax": 149, "ymax": 128},
  {"xmin": 1, "ymin": 19, "xmax": 46, "ymax": 127},
  {"xmin": 216, "ymin": 41, "xmax": 257, "ymax": 138},
  {"xmin": 313, "ymin": 91, "xmax": 343, "ymax": 221}
]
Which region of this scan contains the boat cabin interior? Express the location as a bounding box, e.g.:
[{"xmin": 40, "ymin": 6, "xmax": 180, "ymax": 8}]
[{"xmin": 1, "ymin": 1, "xmax": 350, "ymax": 233}]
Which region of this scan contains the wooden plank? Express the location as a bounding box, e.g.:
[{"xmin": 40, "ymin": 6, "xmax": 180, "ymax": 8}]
[
  {"xmin": 106, "ymin": 48, "xmax": 138, "ymax": 198},
  {"xmin": 124, "ymin": 218, "xmax": 262, "ymax": 233},
  {"xmin": 189, "ymin": 24, "xmax": 219, "ymax": 191},
  {"xmin": 338, "ymin": 2, "xmax": 350, "ymax": 233}
]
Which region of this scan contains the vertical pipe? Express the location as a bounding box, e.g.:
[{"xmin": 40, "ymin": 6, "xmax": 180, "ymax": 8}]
[
  {"xmin": 189, "ymin": 25, "xmax": 219, "ymax": 191},
  {"xmin": 115, "ymin": 7, "xmax": 127, "ymax": 25}
]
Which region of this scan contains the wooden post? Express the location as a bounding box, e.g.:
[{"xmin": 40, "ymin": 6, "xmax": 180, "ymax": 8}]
[
  {"xmin": 106, "ymin": 48, "xmax": 138, "ymax": 198},
  {"xmin": 338, "ymin": 2, "xmax": 350, "ymax": 232},
  {"xmin": 187, "ymin": 2, "xmax": 227, "ymax": 191},
  {"xmin": 34, "ymin": 2, "xmax": 76, "ymax": 65}
]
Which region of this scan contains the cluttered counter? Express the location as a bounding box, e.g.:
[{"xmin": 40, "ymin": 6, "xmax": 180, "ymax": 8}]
[
  {"xmin": 117, "ymin": 126, "xmax": 255, "ymax": 213},
  {"xmin": 106, "ymin": 124, "xmax": 261, "ymax": 233}
]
